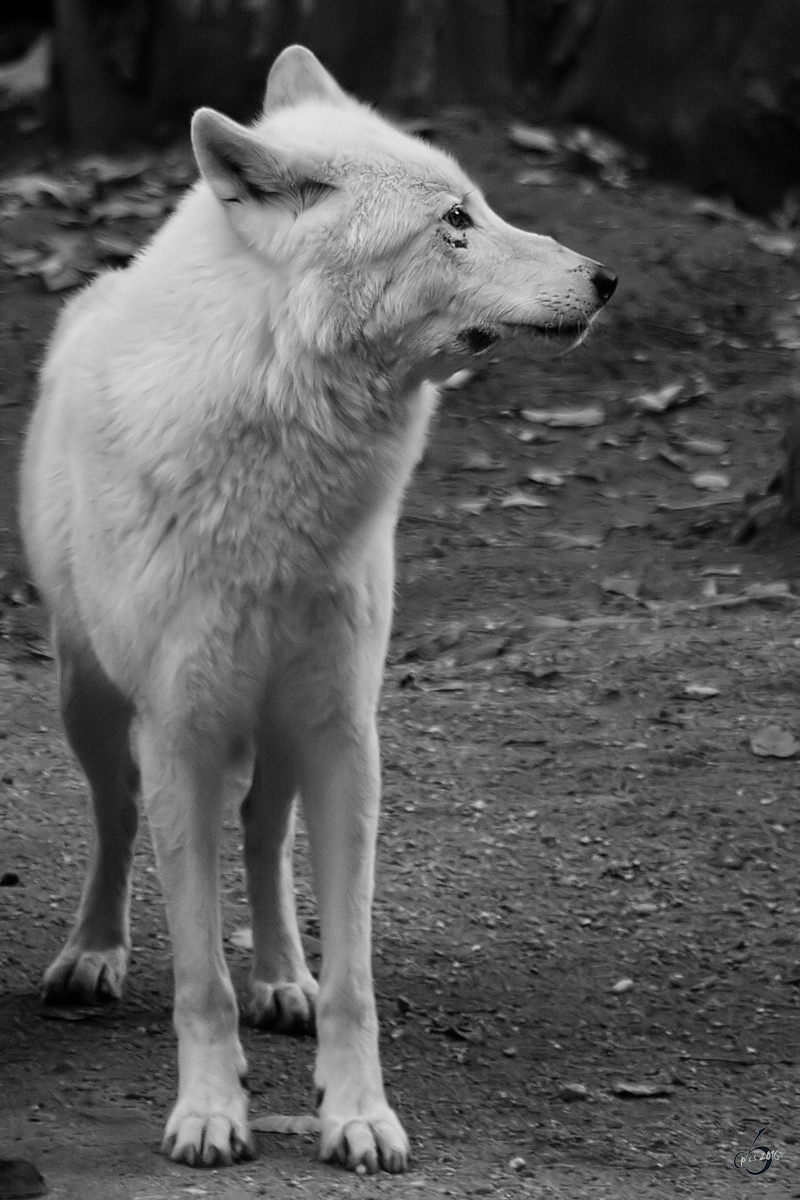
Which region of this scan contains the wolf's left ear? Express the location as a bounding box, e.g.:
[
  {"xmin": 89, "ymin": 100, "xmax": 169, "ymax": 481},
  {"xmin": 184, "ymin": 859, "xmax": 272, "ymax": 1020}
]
[
  {"xmin": 262, "ymin": 44, "xmax": 352, "ymax": 115},
  {"xmin": 192, "ymin": 107, "xmax": 330, "ymax": 211}
]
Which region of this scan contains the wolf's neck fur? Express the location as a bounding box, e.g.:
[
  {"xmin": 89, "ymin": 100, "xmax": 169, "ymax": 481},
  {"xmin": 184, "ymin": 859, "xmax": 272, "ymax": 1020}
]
[{"xmin": 115, "ymin": 187, "xmax": 440, "ymax": 570}]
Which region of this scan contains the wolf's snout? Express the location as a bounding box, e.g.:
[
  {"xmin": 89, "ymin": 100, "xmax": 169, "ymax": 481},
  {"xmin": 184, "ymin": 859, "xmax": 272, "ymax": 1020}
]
[{"xmin": 591, "ymin": 265, "xmax": 617, "ymax": 305}]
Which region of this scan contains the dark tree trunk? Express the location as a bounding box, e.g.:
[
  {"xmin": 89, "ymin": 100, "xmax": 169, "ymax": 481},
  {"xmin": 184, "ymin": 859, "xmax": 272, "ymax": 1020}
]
[
  {"xmin": 552, "ymin": 0, "xmax": 800, "ymax": 213},
  {"xmin": 55, "ymin": 0, "xmax": 300, "ymax": 146},
  {"xmin": 52, "ymin": 0, "xmax": 800, "ymax": 214},
  {"xmin": 54, "ymin": 0, "xmax": 513, "ymax": 146}
]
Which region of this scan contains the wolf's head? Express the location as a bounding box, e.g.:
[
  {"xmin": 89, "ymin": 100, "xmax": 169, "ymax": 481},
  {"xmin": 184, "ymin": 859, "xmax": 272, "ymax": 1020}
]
[{"xmin": 190, "ymin": 46, "xmax": 615, "ymax": 377}]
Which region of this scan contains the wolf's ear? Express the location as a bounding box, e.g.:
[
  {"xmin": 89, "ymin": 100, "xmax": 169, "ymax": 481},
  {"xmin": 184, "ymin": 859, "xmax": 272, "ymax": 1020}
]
[
  {"xmin": 262, "ymin": 44, "xmax": 351, "ymax": 114},
  {"xmin": 192, "ymin": 107, "xmax": 330, "ymax": 211}
]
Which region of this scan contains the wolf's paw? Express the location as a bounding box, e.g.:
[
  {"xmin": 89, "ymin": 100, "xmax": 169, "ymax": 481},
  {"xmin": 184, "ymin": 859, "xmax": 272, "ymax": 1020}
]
[
  {"xmin": 249, "ymin": 978, "xmax": 318, "ymax": 1035},
  {"xmin": 42, "ymin": 946, "xmax": 127, "ymax": 1004},
  {"xmin": 162, "ymin": 1084, "xmax": 253, "ymax": 1167},
  {"xmin": 319, "ymin": 1103, "xmax": 409, "ymax": 1174}
]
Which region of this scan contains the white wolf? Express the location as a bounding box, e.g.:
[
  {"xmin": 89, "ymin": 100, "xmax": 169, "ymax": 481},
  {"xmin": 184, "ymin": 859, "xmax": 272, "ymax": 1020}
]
[{"xmin": 19, "ymin": 46, "xmax": 615, "ymax": 1173}]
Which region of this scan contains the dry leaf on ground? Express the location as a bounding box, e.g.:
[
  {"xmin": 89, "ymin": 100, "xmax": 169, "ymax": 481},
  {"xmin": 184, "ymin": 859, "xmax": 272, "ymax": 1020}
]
[
  {"xmin": 521, "ymin": 405, "xmax": 605, "ymax": 428},
  {"xmin": 750, "ymin": 726, "xmax": 800, "ymax": 758},
  {"xmin": 499, "ymin": 489, "xmax": 549, "ymax": 509}
]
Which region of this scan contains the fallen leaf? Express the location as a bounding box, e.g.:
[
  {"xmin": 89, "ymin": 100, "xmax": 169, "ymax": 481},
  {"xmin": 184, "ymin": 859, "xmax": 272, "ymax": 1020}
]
[
  {"xmin": 543, "ymin": 530, "xmax": 604, "ymax": 550},
  {"xmin": 76, "ymin": 153, "xmax": 152, "ymax": 185},
  {"xmin": 657, "ymin": 446, "xmax": 690, "ymax": 471},
  {"xmin": 454, "ymin": 497, "xmax": 490, "ymax": 515},
  {"xmin": 628, "ymin": 382, "xmax": 683, "ymax": 413},
  {"xmin": 742, "ymin": 581, "xmax": 792, "ymax": 599},
  {"xmin": 515, "ymin": 427, "xmax": 558, "ymax": 444},
  {"xmin": 696, "ymin": 581, "xmax": 797, "ymax": 610},
  {"xmin": 521, "ymin": 405, "xmax": 604, "ymax": 427},
  {"xmin": 772, "ymin": 303, "xmax": 800, "ymax": 349},
  {"xmin": 526, "ymin": 468, "xmax": 565, "ymax": 486},
  {"xmin": 601, "ymin": 576, "xmax": 641, "ymax": 600},
  {"xmin": 611, "ymin": 1080, "xmax": 674, "ymax": 1098},
  {"xmin": 680, "ymin": 436, "xmax": 727, "ymax": 456},
  {"xmin": 89, "ymin": 195, "xmax": 168, "ymax": 221},
  {"xmin": 499, "ymin": 490, "xmax": 549, "ymax": 509},
  {"xmin": 516, "ymin": 168, "xmax": 558, "ymax": 186},
  {"xmin": 458, "ymin": 450, "xmax": 505, "ymax": 471},
  {"xmin": 37, "ymin": 255, "xmax": 84, "ymax": 292},
  {"xmin": 750, "ymin": 231, "xmax": 797, "ymax": 258},
  {"xmin": 684, "ymin": 684, "xmax": 720, "ymax": 698},
  {"xmin": 657, "ymin": 492, "xmax": 745, "ymax": 511},
  {"xmin": 437, "ymin": 1022, "xmax": 484, "ymax": 1043},
  {"xmin": 0, "ymin": 250, "xmax": 42, "ymax": 279},
  {"xmin": 690, "ymin": 974, "xmax": 720, "ymax": 991},
  {"xmin": 691, "ymin": 471, "xmax": 730, "ymax": 491},
  {"xmin": 564, "ymin": 126, "xmax": 633, "ymax": 187},
  {"xmin": 628, "ymin": 375, "xmax": 712, "ymax": 414},
  {"xmin": 0, "ymin": 172, "xmax": 73, "ymax": 206},
  {"xmin": 750, "ymin": 726, "xmax": 800, "ymax": 758},
  {"xmin": 691, "ymin": 197, "xmax": 743, "ymax": 223},
  {"xmin": 507, "ymin": 122, "xmax": 559, "ymax": 154}
]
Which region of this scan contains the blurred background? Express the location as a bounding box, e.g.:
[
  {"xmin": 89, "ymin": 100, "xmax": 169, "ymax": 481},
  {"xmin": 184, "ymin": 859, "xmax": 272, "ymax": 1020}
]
[{"xmin": 1, "ymin": 0, "xmax": 799, "ymax": 215}]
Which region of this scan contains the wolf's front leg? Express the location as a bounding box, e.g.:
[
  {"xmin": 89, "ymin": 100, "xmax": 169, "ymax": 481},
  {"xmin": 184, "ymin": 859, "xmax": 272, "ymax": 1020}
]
[
  {"xmin": 299, "ymin": 717, "xmax": 408, "ymax": 1174},
  {"xmin": 136, "ymin": 718, "xmax": 253, "ymax": 1167}
]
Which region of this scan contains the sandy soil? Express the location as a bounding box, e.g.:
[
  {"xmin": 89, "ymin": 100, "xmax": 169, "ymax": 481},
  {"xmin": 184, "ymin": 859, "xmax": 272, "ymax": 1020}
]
[{"xmin": 0, "ymin": 111, "xmax": 799, "ymax": 1199}]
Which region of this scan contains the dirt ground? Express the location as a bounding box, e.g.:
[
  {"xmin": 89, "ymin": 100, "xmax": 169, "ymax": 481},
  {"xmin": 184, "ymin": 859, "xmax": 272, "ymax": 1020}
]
[{"xmin": 1, "ymin": 109, "xmax": 799, "ymax": 1200}]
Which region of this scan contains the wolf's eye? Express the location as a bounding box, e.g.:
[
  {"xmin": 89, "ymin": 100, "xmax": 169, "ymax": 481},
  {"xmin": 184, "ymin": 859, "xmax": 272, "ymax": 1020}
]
[{"xmin": 443, "ymin": 204, "xmax": 472, "ymax": 231}]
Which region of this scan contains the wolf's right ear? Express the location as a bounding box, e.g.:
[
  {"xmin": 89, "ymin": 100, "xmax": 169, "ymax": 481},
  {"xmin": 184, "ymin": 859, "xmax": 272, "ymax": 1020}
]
[
  {"xmin": 192, "ymin": 107, "xmax": 329, "ymax": 211},
  {"xmin": 262, "ymin": 44, "xmax": 352, "ymax": 114}
]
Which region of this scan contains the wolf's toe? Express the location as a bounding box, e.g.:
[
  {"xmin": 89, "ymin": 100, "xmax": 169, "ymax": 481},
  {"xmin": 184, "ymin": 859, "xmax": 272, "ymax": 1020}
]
[
  {"xmin": 163, "ymin": 1093, "xmax": 253, "ymax": 1167},
  {"xmin": 320, "ymin": 1107, "xmax": 409, "ymax": 1174},
  {"xmin": 42, "ymin": 947, "xmax": 127, "ymax": 1004},
  {"xmin": 249, "ymin": 980, "xmax": 317, "ymax": 1035}
]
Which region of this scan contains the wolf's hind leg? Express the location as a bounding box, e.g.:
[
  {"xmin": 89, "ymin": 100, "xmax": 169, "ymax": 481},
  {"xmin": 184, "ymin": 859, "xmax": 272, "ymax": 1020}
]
[
  {"xmin": 242, "ymin": 736, "xmax": 318, "ymax": 1034},
  {"xmin": 43, "ymin": 635, "xmax": 139, "ymax": 1004}
]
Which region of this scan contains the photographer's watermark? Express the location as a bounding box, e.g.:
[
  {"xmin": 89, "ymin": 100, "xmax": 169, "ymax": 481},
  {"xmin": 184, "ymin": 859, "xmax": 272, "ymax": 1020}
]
[{"xmin": 734, "ymin": 1125, "xmax": 780, "ymax": 1176}]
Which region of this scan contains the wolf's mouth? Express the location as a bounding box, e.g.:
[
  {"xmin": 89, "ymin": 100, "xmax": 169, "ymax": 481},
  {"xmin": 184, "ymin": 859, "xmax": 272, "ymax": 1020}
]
[
  {"xmin": 529, "ymin": 315, "xmax": 593, "ymax": 341},
  {"xmin": 457, "ymin": 325, "xmax": 501, "ymax": 353},
  {"xmin": 458, "ymin": 317, "xmax": 591, "ymax": 354}
]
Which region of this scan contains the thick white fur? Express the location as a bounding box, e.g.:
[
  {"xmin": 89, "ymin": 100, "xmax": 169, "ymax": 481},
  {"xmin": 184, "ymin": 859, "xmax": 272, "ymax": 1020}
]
[{"xmin": 19, "ymin": 46, "xmax": 613, "ymax": 1172}]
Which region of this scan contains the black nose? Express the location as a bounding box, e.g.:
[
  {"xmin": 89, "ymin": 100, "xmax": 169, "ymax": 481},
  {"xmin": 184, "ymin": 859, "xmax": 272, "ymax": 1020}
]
[{"xmin": 591, "ymin": 265, "xmax": 618, "ymax": 304}]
